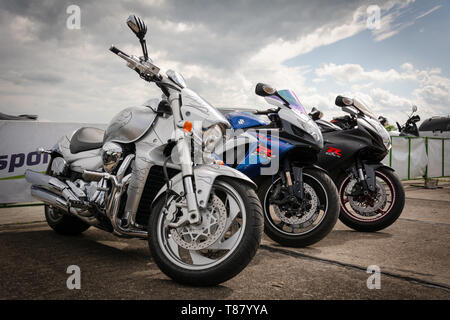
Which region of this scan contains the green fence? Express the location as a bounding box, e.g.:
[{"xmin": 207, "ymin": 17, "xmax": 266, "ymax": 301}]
[{"xmin": 387, "ymin": 136, "xmax": 450, "ymax": 180}]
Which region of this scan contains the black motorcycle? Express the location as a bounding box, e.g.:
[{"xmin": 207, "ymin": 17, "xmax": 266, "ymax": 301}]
[
  {"xmin": 396, "ymin": 105, "xmax": 421, "ymax": 136},
  {"xmin": 220, "ymin": 84, "xmax": 340, "ymax": 247},
  {"xmin": 309, "ymin": 96, "xmax": 405, "ymax": 232}
]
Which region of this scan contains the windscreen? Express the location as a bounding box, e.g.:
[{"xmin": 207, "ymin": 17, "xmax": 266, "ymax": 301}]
[
  {"xmin": 353, "ymin": 98, "xmax": 377, "ymax": 119},
  {"xmin": 278, "ymin": 89, "xmax": 307, "ymax": 114}
]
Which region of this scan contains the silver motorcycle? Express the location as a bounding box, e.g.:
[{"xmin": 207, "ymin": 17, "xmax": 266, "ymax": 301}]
[{"xmin": 25, "ymin": 15, "xmax": 263, "ymax": 286}]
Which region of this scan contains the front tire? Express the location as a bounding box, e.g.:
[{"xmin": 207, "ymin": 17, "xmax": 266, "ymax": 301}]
[
  {"xmin": 258, "ymin": 169, "xmax": 340, "ymax": 247},
  {"xmin": 148, "ymin": 178, "xmax": 263, "ymax": 286},
  {"xmin": 337, "ymin": 167, "xmax": 405, "ymax": 232}
]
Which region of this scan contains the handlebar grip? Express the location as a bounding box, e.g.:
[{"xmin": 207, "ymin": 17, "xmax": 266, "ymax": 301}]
[
  {"xmin": 253, "ymin": 108, "xmax": 279, "ymax": 115},
  {"xmin": 109, "ymin": 46, "xmax": 129, "ymax": 57}
]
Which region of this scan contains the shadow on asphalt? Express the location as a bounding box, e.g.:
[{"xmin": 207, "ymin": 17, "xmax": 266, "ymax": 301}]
[
  {"xmin": 265, "ymin": 229, "xmax": 393, "ymax": 253},
  {"xmin": 0, "ymin": 228, "xmax": 236, "ymax": 299}
]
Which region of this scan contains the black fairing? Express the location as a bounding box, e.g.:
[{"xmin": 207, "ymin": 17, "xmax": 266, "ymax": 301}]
[
  {"xmin": 317, "ymin": 125, "xmax": 388, "ymax": 179},
  {"xmin": 278, "ymin": 118, "xmax": 322, "ymax": 153}
]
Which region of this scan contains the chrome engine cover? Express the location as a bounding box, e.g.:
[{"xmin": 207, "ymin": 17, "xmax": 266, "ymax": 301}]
[{"xmin": 51, "ymin": 157, "xmax": 68, "ymax": 176}]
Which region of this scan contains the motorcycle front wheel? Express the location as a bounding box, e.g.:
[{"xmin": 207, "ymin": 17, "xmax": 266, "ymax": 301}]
[
  {"xmin": 148, "ymin": 178, "xmax": 263, "ymax": 286},
  {"xmin": 259, "ymin": 169, "xmax": 340, "ymax": 247},
  {"xmin": 337, "ymin": 167, "xmax": 405, "ymax": 232}
]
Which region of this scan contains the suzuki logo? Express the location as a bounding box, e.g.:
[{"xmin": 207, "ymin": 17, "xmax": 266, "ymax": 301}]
[{"xmin": 326, "ymin": 147, "xmax": 342, "ymax": 157}]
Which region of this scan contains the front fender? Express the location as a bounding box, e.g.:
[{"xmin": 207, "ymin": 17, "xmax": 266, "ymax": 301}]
[
  {"xmin": 303, "ymin": 164, "xmax": 329, "ymax": 175},
  {"xmin": 152, "ymin": 164, "xmax": 256, "ymax": 208}
]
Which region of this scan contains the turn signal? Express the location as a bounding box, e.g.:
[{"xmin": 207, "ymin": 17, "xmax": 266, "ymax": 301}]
[{"xmin": 183, "ymin": 121, "xmax": 193, "ymax": 133}]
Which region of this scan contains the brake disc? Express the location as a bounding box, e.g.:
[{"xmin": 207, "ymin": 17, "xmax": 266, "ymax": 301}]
[
  {"xmin": 170, "ymin": 195, "xmax": 227, "ymax": 250},
  {"xmin": 347, "ymin": 179, "xmax": 387, "ymax": 216},
  {"xmin": 272, "ymin": 183, "xmax": 319, "ymax": 226}
]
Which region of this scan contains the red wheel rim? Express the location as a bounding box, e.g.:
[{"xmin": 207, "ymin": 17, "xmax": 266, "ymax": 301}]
[{"xmin": 339, "ymin": 171, "xmax": 396, "ymax": 222}]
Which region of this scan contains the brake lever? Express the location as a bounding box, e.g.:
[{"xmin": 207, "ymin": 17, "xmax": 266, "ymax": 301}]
[{"xmin": 110, "ymin": 45, "xmax": 160, "ymax": 79}]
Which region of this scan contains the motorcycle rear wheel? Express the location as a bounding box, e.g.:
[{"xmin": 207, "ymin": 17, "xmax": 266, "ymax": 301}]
[{"xmin": 45, "ymin": 205, "xmax": 90, "ymax": 236}]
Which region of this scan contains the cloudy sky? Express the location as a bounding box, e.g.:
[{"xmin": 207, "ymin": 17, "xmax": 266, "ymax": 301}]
[{"xmin": 0, "ymin": 0, "xmax": 449, "ymax": 125}]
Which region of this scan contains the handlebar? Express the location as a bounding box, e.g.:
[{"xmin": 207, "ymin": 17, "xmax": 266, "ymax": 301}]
[
  {"xmin": 253, "ymin": 108, "xmax": 279, "ymax": 115},
  {"xmin": 109, "ymin": 46, "xmax": 130, "ymax": 57},
  {"xmin": 109, "ymin": 45, "xmax": 160, "ymax": 80}
]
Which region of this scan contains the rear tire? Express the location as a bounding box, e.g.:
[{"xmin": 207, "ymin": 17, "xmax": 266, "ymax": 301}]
[
  {"xmin": 258, "ymin": 169, "xmax": 339, "ymax": 247},
  {"xmin": 337, "ymin": 167, "xmax": 405, "ymax": 232},
  {"xmin": 45, "ymin": 205, "xmax": 90, "ymax": 236}
]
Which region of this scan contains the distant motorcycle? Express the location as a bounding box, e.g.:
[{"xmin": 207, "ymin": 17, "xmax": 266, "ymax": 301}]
[
  {"xmin": 396, "ymin": 105, "xmax": 420, "ymax": 136},
  {"xmin": 309, "ymin": 97, "xmax": 405, "ymax": 232}
]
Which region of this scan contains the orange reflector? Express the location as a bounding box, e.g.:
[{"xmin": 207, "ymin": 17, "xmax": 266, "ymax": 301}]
[
  {"xmin": 183, "ymin": 121, "xmax": 193, "ymax": 132},
  {"xmin": 215, "ymin": 160, "xmax": 224, "ymax": 165}
]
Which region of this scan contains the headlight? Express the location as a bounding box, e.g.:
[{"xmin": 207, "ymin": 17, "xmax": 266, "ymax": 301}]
[
  {"xmin": 292, "ymin": 109, "xmax": 324, "ymax": 148},
  {"xmin": 362, "ymin": 118, "xmax": 391, "ymax": 150},
  {"xmin": 203, "ymin": 124, "xmax": 224, "ymax": 153}
]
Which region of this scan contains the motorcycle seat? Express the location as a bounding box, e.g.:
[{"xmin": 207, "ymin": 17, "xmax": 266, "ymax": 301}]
[{"xmin": 70, "ymin": 127, "xmax": 105, "ymax": 154}]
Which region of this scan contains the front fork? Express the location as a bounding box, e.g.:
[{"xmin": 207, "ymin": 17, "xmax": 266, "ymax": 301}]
[
  {"xmin": 169, "ymin": 89, "xmax": 201, "ymax": 225},
  {"xmin": 281, "ymin": 158, "xmax": 304, "ymax": 200},
  {"xmin": 175, "ymin": 128, "xmax": 201, "ymax": 225},
  {"xmin": 352, "ymin": 160, "xmax": 377, "ymax": 193}
]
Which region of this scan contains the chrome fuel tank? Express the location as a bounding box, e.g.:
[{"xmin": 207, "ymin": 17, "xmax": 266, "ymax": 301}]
[{"xmin": 103, "ymin": 106, "xmax": 157, "ymax": 144}]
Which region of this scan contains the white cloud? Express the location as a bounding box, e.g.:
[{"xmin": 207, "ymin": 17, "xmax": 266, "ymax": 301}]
[
  {"xmin": 0, "ymin": 0, "xmax": 446, "ymax": 127},
  {"xmin": 315, "ymin": 63, "xmax": 417, "ymax": 83},
  {"xmin": 416, "ymin": 4, "xmax": 442, "ymax": 20},
  {"xmin": 370, "ymin": 0, "xmax": 416, "ymax": 42},
  {"xmin": 313, "ymin": 61, "xmax": 450, "ymax": 123}
]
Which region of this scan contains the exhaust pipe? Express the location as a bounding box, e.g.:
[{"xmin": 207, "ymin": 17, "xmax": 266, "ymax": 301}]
[
  {"xmin": 31, "ymin": 186, "xmax": 69, "ymax": 211},
  {"xmin": 25, "ymin": 170, "xmax": 80, "ymax": 203},
  {"xmin": 26, "ymin": 170, "xmax": 98, "ymax": 226},
  {"xmin": 31, "ymin": 186, "xmax": 99, "ymax": 225}
]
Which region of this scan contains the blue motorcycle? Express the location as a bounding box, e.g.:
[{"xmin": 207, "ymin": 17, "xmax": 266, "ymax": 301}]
[{"xmin": 218, "ymin": 83, "xmax": 339, "ymax": 247}]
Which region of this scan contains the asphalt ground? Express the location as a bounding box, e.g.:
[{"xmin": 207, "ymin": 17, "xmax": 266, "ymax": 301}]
[{"xmin": 0, "ymin": 180, "xmax": 449, "ymax": 300}]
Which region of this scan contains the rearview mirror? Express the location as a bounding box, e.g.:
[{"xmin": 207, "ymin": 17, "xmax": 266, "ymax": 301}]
[
  {"xmin": 412, "ymin": 105, "xmax": 418, "ymax": 113},
  {"xmin": 309, "ymin": 107, "xmax": 323, "ymax": 120},
  {"xmin": 126, "ymin": 15, "xmax": 149, "ymax": 61},
  {"xmin": 255, "ymin": 83, "xmax": 276, "ymax": 97},
  {"xmin": 126, "ymin": 15, "xmax": 147, "ymax": 40},
  {"xmin": 335, "ymin": 95, "xmax": 354, "ymax": 107}
]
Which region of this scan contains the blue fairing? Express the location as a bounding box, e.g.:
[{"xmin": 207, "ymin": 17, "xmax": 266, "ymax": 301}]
[
  {"xmin": 234, "ymin": 131, "xmax": 294, "ymax": 179},
  {"xmin": 225, "ymin": 112, "xmax": 270, "ymax": 130}
]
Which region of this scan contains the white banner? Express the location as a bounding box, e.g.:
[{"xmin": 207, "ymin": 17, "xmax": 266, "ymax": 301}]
[
  {"xmin": 427, "ymin": 138, "xmax": 444, "ymax": 178},
  {"xmin": 385, "ymin": 136, "xmax": 448, "ymax": 180},
  {"xmin": 0, "ymin": 121, "xmax": 105, "ymax": 204}
]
